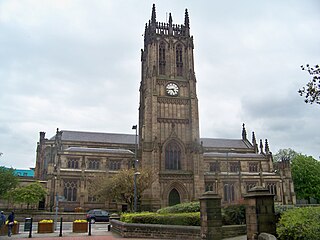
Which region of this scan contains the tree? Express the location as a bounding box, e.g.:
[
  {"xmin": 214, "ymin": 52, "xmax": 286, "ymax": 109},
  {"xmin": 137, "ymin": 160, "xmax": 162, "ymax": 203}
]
[
  {"xmin": 298, "ymin": 64, "xmax": 320, "ymax": 105},
  {"xmin": 291, "ymin": 154, "xmax": 320, "ymax": 203},
  {"xmin": 0, "ymin": 166, "xmax": 19, "ymax": 197},
  {"xmin": 273, "ymin": 148, "xmax": 298, "ymax": 162},
  {"xmin": 8, "ymin": 182, "xmax": 47, "ymax": 209},
  {"xmin": 89, "ymin": 168, "xmax": 154, "ymax": 212}
]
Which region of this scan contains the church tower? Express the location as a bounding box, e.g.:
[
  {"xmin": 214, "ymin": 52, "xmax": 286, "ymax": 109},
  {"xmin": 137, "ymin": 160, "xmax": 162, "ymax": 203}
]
[{"xmin": 139, "ymin": 4, "xmax": 204, "ymax": 210}]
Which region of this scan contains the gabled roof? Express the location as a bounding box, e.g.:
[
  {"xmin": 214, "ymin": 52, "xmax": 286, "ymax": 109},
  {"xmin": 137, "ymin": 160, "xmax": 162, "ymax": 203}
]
[
  {"xmin": 51, "ymin": 130, "xmax": 136, "ymax": 144},
  {"xmin": 204, "ymin": 152, "xmax": 264, "ymax": 158},
  {"xmin": 200, "ymin": 138, "xmax": 250, "ymax": 149},
  {"xmin": 50, "ymin": 130, "xmax": 252, "ymax": 150},
  {"xmin": 65, "ymin": 147, "xmax": 133, "ymax": 154}
]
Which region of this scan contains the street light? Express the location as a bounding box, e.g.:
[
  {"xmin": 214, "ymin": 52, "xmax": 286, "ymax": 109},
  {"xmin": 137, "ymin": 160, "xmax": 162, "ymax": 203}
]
[
  {"xmin": 132, "ymin": 125, "xmax": 137, "ymax": 167},
  {"xmin": 134, "ymin": 171, "xmax": 140, "ymax": 212},
  {"xmin": 132, "ymin": 125, "xmax": 138, "ymax": 212}
]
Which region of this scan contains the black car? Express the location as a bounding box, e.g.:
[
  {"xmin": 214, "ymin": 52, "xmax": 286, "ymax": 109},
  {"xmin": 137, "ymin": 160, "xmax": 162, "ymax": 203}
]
[{"xmin": 86, "ymin": 209, "xmax": 110, "ymax": 223}]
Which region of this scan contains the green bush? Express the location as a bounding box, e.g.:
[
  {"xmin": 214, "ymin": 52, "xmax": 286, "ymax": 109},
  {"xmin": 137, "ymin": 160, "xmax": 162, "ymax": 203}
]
[
  {"xmin": 156, "ymin": 201, "xmax": 200, "ymax": 214},
  {"xmin": 222, "ymin": 205, "xmax": 246, "ymax": 225},
  {"xmin": 277, "ymin": 207, "xmax": 320, "ymax": 240},
  {"xmin": 121, "ymin": 212, "xmax": 200, "ymax": 226}
]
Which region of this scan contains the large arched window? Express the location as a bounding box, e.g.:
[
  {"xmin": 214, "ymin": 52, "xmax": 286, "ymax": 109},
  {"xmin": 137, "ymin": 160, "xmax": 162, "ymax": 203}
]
[
  {"xmin": 159, "ymin": 42, "xmax": 166, "ymax": 75},
  {"xmin": 176, "ymin": 44, "xmax": 183, "ymax": 76},
  {"xmin": 165, "ymin": 141, "xmax": 181, "ymax": 170}
]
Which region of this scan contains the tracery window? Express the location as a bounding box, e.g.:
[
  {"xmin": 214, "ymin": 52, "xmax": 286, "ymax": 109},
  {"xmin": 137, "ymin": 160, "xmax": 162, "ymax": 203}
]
[
  {"xmin": 229, "ymin": 162, "xmax": 240, "ymax": 173},
  {"xmin": 249, "ymin": 162, "xmax": 259, "ymax": 172},
  {"xmin": 176, "ymin": 44, "xmax": 183, "ymax": 76},
  {"xmin": 165, "ymin": 141, "xmax": 181, "ymax": 170},
  {"xmin": 159, "ymin": 42, "xmax": 166, "ymax": 75},
  {"xmin": 205, "ymin": 182, "xmax": 216, "ymax": 193},
  {"xmin": 67, "ymin": 158, "xmax": 79, "ymax": 169},
  {"xmin": 209, "ymin": 162, "xmax": 220, "ymax": 172},
  {"xmin": 109, "ymin": 160, "xmax": 121, "ymax": 171},
  {"xmin": 223, "ymin": 182, "xmax": 235, "ymax": 203},
  {"xmin": 267, "ymin": 182, "xmax": 277, "ymax": 199},
  {"xmin": 88, "ymin": 159, "xmax": 100, "ymax": 170},
  {"xmin": 64, "ymin": 180, "xmax": 77, "ymax": 201},
  {"xmin": 246, "ymin": 181, "xmax": 258, "ymax": 192}
]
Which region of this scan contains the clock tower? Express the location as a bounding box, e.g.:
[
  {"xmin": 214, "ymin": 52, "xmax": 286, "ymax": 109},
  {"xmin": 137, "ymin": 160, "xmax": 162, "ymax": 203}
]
[{"xmin": 139, "ymin": 4, "xmax": 204, "ymax": 210}]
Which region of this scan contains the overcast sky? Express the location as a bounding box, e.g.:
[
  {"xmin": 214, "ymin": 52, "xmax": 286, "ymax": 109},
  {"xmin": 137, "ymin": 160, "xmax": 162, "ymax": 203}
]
[{"xmin": 0, "ymin": 0, "xmax": 319, "ymax": 169}]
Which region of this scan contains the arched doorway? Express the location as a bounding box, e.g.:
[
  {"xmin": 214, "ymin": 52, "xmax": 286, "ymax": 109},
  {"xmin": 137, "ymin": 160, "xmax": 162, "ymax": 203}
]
[{"xmin": 168, "ymin": 188, "xmax": 181, "ymax": 206}]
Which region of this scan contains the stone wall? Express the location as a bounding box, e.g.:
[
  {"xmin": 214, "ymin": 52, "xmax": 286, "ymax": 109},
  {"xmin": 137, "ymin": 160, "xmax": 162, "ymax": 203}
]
[
  {"xmin": 111, "ymin": 220, "xmax": 246, "ymax": 239},
  {"xmin": 11, "ymin": 212, "xmax": 87, "ymax": 222}
]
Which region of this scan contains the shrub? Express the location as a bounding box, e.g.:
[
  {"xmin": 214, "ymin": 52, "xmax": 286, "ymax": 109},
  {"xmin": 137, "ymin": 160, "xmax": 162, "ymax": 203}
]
[
  {"xmin": 121, "ymin": 212, "xmax": 200, "ymax": 226},
  {"xmin": 222, "ymin": 205, "xmax": 246, "ymax": 225},
  {"xmin": 156, "ymin": 201, "xmax": 200, "ymax": 214},
  {"xmin": 277, "ymin": 207, "xmax": 320, "ymax": 240}
]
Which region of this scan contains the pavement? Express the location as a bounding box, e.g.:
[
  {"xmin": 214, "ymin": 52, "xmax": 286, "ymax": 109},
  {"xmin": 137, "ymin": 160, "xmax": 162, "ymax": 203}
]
[
  {"xmin": 0, "ymin": 227, "xmax": 246, "ymax": 240},
  {"xmin": 0, "ymin": 231, "xmax": 247, "ymax": 240}
]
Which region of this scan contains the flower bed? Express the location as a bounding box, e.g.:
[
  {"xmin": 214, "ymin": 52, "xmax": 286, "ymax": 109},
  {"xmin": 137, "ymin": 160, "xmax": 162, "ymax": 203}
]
[
  {"xmin": 38, "ymin": 220, "xmax": 54, "ymax": 233},
  {"xmin": 73, "ymin": 220, "xmax": 88, "ymax": 233}
]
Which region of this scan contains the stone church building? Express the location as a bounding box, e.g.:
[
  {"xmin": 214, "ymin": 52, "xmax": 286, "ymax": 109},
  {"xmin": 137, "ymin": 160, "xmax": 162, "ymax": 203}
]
[{"xmin": 35, "ymin": 5, "xmax": 295, "ymax": 212}]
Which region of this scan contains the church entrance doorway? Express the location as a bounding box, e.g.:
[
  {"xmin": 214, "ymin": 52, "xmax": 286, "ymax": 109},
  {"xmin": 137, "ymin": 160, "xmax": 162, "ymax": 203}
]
[{"xmin": 168, "ymin": 188, "xmax": 181, "ymax": 206}]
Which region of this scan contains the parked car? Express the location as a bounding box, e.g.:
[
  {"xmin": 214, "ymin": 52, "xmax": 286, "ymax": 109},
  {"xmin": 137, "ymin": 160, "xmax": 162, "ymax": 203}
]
[{"xmin": 86, "ymin": 209, "xmax": 110, "ymax": 223}]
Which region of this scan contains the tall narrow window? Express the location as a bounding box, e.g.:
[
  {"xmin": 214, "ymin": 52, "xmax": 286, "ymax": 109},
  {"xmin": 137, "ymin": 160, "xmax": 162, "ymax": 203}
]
[
  {"xmin": 165, "ymin": 141, "xmax": 181, "ymax": 170},
  {"xmin": 223, "ymin": 182, "xmax": 235, "ymax": 203},
  {"xmin": 209, "ymin": 162, "xmax": 220, "ymax": 172},
  {"xmin": 159, "ymin": 42, "xmax": 166, "ymax": 75},
  {"xmin": 88, "ymin": 159, "xmax": 100, "ymax": 170},
  {"xmin": 67, "ymin": 158, "xmax": 79, "ymax": 169},
  {"xmin": 267, "ymin": 182, "xmax": 277, "ymax": 200},
  {"xmin": 246, "ymin": 181, "xmax": 257, "ymax": 193},
  {"xmin": 176, "ymin": 44, "xmax": 183, "ymax": 76},
  {"xmin": 64, "ymin": 180, "xmax": 77, "ymax": 201},
  {"xmin": 249, "ymin": 162, "xmax": 259, "ymax": 172}
]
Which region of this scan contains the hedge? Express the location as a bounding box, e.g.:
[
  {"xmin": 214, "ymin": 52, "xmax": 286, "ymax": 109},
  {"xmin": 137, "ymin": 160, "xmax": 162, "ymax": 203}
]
[
  {"xmin": 121, "ymin": 212, "xmax": 200, "ymax": 226},
  {"xmin": 277, "ymin": 207, "xmax": 320, "ymax": 240}
]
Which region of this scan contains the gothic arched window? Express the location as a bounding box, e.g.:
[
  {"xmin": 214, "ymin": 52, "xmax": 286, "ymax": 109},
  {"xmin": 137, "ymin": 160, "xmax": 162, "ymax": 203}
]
[
  {"xmin": 159, "ymin": 42, "xmax": 166, "ymax": 75},
  {"xmin": 165, "ymin": 141, "xmax": 181, "ymax": 170},
  {"xmin": 176, "ymin": 44, "xmax": 183, "ymax": 76},
  {"xmin": 64, "ymin": 180, "xmax": 77, "ymax": 201}
]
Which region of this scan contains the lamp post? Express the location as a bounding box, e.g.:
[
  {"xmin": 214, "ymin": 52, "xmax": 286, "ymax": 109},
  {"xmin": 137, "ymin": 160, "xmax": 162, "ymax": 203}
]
[
  {"xmin": 132, "ymin": 125, "xmax": 138, "ymax": 212},
  {"xmin": 134, "ymin": 171, "xmax": 140, "ymax": 212}
]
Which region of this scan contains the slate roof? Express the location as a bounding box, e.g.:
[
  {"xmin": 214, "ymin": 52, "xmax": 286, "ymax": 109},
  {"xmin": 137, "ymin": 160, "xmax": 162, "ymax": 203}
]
[
  {"xmin": 204, "ymin": 152, "xmax": 264, "ymax": 158},
  {"xmin": 200, "ymin": 138, "xmax": 249, "ymax": 149},
  {"xmin": 65, "ymin": 147, "xmax": 133, "ymax": 154},
  {"xmin": 51, "ymin": 130, "xmax": 136, "ymax": 144},
  {"xmin": 51, "ymin": 130, "xmax": 250, "ymax": 149}
]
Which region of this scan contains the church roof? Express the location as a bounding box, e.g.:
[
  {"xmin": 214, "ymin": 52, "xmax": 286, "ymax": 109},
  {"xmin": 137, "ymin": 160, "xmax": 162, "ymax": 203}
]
[
  {"xmin": 51, "ymin": 130, "xmax": 252, "ymax": 150},
  {"xmin": 200, "ymin": 138, "xmax": 250, "ymax": 149},
  {"xmin": 65, "ymin": 147, "xmax": 133, "ymax": 154},
  {"xmin": 52, "ymin": 130, "xmax": 136, "ymax": 144},
  {"xmin": 203, "ymin": 152, "xmax": 264, "ymax": 158}
]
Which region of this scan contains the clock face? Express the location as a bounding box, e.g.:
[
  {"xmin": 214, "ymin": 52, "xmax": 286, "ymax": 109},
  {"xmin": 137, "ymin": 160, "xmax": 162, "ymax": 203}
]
[{"xmin": 166, "ymin": 83, "xmax": 179, "ymax": 96}]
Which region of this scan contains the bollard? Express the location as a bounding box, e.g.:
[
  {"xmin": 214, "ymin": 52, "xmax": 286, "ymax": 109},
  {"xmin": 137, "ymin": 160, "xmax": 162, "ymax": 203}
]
[
  {"xmin": 88, "ymin": 220, "xmax": 92, "ymax": 236},
  {"xmin": 59, "ymin": 217, "xmax": 63, "ymax": 237},
  {"xmin": 28, "ymin": 217, "xmax": 33, "ymax": 238},
  {"xmin": 107, "ymin": 223, "xmax": 110, "ymax": 231}
]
